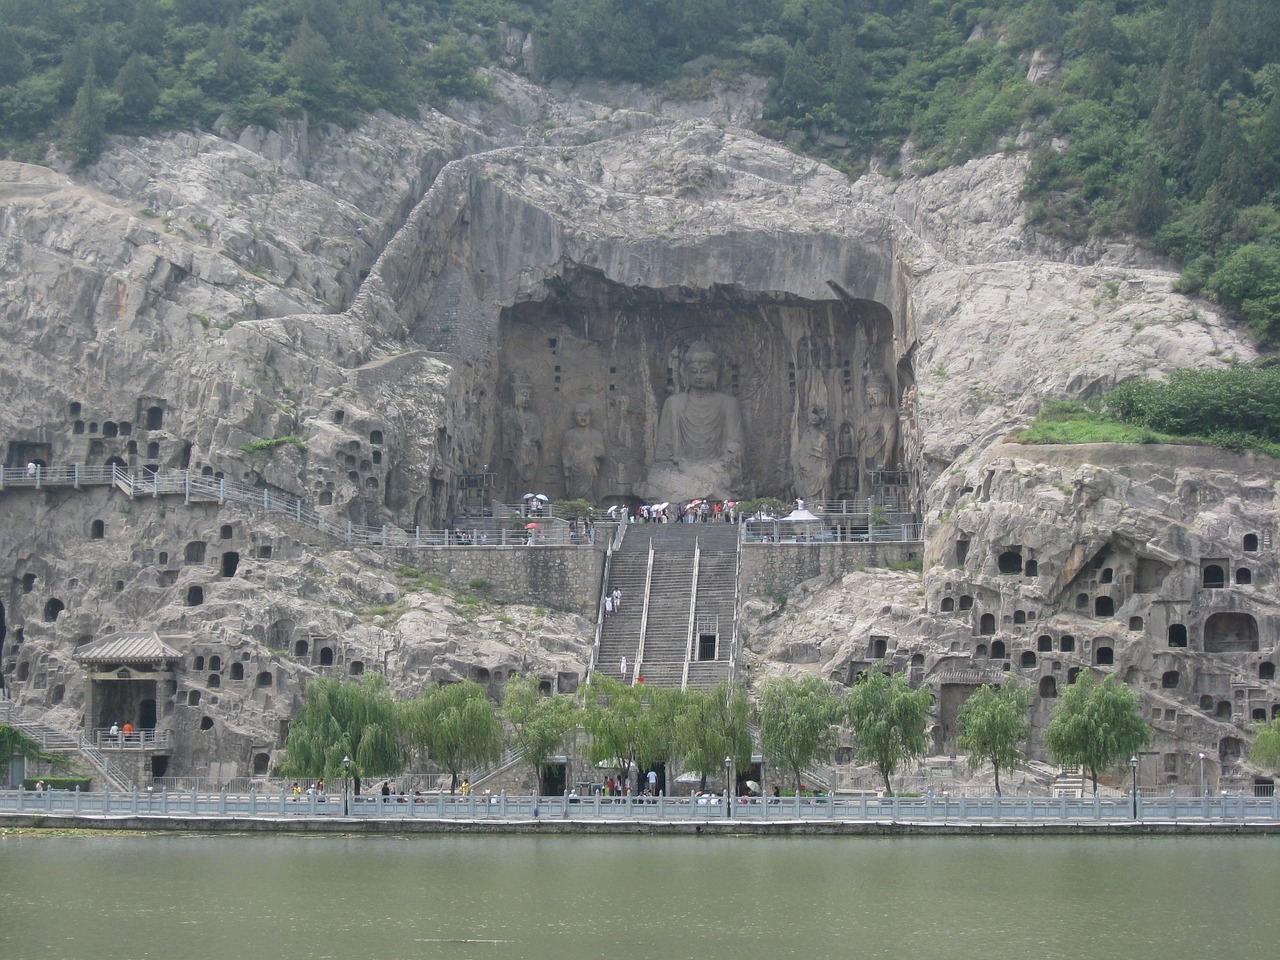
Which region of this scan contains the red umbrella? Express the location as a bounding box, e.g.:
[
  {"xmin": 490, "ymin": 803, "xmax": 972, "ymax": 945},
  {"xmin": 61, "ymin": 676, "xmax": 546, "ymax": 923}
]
[{"xmin": 524, "ymin": 522, "xmax": 539, "ymax": 529}]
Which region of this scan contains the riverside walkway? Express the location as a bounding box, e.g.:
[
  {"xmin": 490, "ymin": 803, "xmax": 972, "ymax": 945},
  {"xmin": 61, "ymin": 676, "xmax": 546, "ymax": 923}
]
[{"xmin": 3, "ymin": 788, "xmax": 1278, "ymax": 830}]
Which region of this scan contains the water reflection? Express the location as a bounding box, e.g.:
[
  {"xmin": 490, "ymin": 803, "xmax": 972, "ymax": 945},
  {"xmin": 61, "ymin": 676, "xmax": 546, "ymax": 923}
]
[{"xmin": 0, "ymin": 835, "xmax": 1276, "ymax": 960}]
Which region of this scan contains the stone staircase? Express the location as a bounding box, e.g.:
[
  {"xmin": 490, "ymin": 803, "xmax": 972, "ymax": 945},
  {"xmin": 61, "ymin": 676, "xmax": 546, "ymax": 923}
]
[
  {"xmin": 0, "ymin": 691, "xmax": 133, "ymax": 790},
  {"xmin": 597, "ymin": 550, "xmax": 649, "ymax": 682},
  {"xmin": 594, "ymin": 523, "xmax": 739, "ymax": 691}
]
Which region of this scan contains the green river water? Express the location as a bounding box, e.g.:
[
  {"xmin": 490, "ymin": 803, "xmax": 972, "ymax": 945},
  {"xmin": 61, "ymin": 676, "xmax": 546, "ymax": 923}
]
[{"xmin": 1, "ymin": 834, "xmax": 1276, "ymax": 960}]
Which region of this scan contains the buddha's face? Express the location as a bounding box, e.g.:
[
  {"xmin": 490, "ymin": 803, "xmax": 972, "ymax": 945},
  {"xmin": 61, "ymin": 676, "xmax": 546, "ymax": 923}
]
[
  {"xmin": 808, "ymin": 405, "xmax": 825, "ymax": 426},
  {"xmin": 574, "ymin": 405, "xmax": 591, "ymax": 426},
  {"xmin": 685, "ymin": 357, "xmax": 718, "ymax": 391},
  {"xmin": 514, "ymin": 385, "xmax": 531, "ymax": 408}
]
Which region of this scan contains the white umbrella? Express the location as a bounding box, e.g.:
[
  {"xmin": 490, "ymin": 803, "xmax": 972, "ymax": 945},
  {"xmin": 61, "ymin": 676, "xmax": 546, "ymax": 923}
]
[
  {"xmin": 534, "ymin": 494, "xmax": 549, "ymax": 502},
  {"xmin": 675, "ymin": 771, "xmax": 705, "ymax": 784},
  {"xmin": 523, "ymin": 492, "xmax": 537, "ymax": 500}
]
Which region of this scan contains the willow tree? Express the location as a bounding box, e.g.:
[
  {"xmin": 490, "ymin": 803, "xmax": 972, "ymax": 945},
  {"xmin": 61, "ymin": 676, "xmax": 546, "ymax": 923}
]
[
  {"xmin": 956, "ymin": 681, "xmax": 1031, "ymax": 796},
  {"xmin": 502, "ymin": 676, "xmax": 577, "ymax": 795},
  {"xmin": 580, "ymin": 676, "xmax": 664, "ymax": 792},
  {"xmin": 1, "ymin": 723, "xmax": 70, "ymax": 774},
  {"xmin": 278, "ymin": 674, "xmax": 403, "ymax": 787},
  {"xmin": 1044, "ymin": 671, "xmax": 1150, "ymax": 794},
  {"xmin": 844, "ymin": 666, "xmax": 933, "ymax": 796},
  {"xmin": 403, "ymin": 680, "xmax": 502, "ymax": 793},
  {"xmin": 1250, "ymin": 719, "xmax": 1280, "ymax": 774},
  {"xmin": 756, "ymin": 675, "xmax": 842, "ymax": 793},
  {"xmin": 673, "ymin": 681, "xmax": 752, "ymax": 793}
]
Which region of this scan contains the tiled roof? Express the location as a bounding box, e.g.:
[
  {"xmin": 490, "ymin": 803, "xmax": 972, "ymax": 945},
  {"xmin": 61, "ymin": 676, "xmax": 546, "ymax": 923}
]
[
  {"xmin": 73, "ymin": 631, "xmax": 186, "ymax": 664},
  {"xmin": 932, "ymin": 667, "xmax": 1005, "ymax": 686}
]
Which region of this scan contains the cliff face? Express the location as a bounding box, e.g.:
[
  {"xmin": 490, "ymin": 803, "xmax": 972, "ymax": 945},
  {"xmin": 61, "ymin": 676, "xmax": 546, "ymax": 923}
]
[{"xmin": 0, "ymin": 70, "xmax": 1272, "ymax": 790}]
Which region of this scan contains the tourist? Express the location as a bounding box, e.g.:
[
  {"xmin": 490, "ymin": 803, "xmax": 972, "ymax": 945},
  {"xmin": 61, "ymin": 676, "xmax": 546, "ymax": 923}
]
[
  {"xmin": 647, "ymin": 768, "xmax": 657, "ymax": 793},
  {"xmin": 620, "ymin": 655, "xmax": 627, "ymax": 679},
  {"xmin": 604, "ymin": 595, "xmax": 614, "ymax": 617},
  {"xmin": 109, "ymin": 721, "xmax": 120, "ymax": 744},
  {"xmin": 611, "ymin": 588, "xmax": 622, "ymax": 612}
]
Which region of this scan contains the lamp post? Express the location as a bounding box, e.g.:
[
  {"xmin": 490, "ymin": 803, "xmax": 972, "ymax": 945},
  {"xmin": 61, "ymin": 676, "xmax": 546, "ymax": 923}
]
[
  {"xmin": 342, "ymin": 755, "xmax": 351, "ymax": 817},
  {"xmin": 724, "ymin": 756, "xmax": 732, "ymax": 819},
  {"xmin": 1198, "ymin": 752, "xmax": 1207, "ymax": 798},
  {"xmin": 1130, "ymin": 755, "xmax": 1139, "ymax": 820}
]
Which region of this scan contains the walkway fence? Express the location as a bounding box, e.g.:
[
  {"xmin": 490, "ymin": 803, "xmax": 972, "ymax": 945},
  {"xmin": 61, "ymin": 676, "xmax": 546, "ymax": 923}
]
[
  {"xmin": 0, "ymin": 464, "xmax": 585, "ymax": 547},
  {"xmin": 3, "ymin": 788, "xmax": 1278, "ymax": 823}
]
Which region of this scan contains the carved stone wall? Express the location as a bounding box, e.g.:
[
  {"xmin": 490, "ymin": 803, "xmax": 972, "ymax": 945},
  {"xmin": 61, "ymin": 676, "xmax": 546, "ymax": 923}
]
[{"xmin": 483, "ymin": 270, "xmax": 910, "ymax": 507}]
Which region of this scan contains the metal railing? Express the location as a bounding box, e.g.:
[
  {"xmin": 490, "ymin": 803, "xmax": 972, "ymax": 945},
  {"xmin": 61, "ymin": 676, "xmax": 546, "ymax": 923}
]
[
  {"xmin": 741, "ymin": 520, "xmax": 923, "ymax": 544},
  {"xmin": 91, "ymin": 728, "xmax": 173, "ymax": 750},
  {"xmin": 0, "ymin": 464, "xmax": 596, "ymax": 549},
  {"xmin": 3, "ymin": 788, "xmax": 1278, "ymax": 823}
]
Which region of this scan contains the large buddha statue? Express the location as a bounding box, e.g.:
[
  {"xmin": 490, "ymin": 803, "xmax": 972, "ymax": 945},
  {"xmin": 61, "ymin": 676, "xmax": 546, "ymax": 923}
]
[
  {"xmin": 858, "ymin": 370, "xmax": 898, "ymax": 477},
  {"xmin": 561, "ymin": 403, "xmax": 606, "ymax": 501},
  {"xmin": 793, "ymin": 403, "xmax": 832, "ymax": 501},
  {"xmin": 643, "ymin": 342, "xmax": 744, "ymax": 501},
  {"xmin": 502, "ymin": 372, "xmax": 542, "ymax": 497}
]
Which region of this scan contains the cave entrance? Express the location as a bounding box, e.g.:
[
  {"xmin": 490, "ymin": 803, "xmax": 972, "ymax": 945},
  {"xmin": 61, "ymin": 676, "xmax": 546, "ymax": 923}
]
[{"xmin": 1204, "ymin": 612, "xmax": 1259, "ymax": 653}]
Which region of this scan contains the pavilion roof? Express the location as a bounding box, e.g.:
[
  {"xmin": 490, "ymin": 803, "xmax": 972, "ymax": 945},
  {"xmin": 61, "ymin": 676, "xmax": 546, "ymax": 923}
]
[{"xmin": 73, "ymin": 631, "xmax": 186, "ymax": 665}]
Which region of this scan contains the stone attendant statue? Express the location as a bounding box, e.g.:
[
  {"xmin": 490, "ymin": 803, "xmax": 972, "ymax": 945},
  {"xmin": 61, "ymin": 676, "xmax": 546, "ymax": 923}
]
[
  {"xmin": 793, "ymin": 403, "xmax": 832, "ymax": 501},
  {"xmin": 644, "ymin": 342, "xmax": 744, "ymax": 501},
  {"xmin": 561, "ymin": 403, "xmax": 606, "ymax": 500},
  {"xmin": 502, "ymin": 373, "xmax": 542, "ymax": 495},
  {"xmin": 858, "ymin": 371, "xmax": 898, "ymax": 476}
]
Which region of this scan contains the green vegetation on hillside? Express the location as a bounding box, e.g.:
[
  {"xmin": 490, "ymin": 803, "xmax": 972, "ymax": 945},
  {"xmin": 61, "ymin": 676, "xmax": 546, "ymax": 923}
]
[
  {"xmin": 1015, "ymin": 365, "xmax": 1280, "ymax": 457},
  {"xmin": 3, "ymin": 1, "xmax": 1279, "ymax": 342}
]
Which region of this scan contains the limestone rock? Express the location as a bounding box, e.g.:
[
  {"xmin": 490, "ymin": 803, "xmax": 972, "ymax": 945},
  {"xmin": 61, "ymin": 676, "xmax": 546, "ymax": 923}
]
[{"xmin": 0, "ymin": 69, "xmax": 1272, "ymax": 792}]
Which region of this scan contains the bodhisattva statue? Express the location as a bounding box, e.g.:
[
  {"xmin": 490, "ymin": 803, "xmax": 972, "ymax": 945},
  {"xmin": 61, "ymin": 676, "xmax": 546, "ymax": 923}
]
[
  {"xmin": 858, "ymin": 371, "xmax": 898, "ymax": 476},
  {"xmin": 561, "ymin": 403, "xmax": 605, "ymax": 501},
  {"xmin": 502, "ymin": 373, "xmax": 542, "ymax": 497},
  {"xmin": 793, "ymin": 403, "xmax": 832, "ymax": 501},
  {"xmin": 644, "ymin": 342, "xmax": 744, "ymax": 501}
]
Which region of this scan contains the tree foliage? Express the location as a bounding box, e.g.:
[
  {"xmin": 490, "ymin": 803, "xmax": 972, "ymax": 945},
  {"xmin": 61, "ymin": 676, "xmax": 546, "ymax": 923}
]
[
  {"xmin": 1250, "ymin": 719, "xmax": 1280, "ymax": 774},
  {"xmin": 1043, "ymin": 671, "xmax": 1151, "ymax": 794},
  {"xmin": 756, "ymin": 674, "xmax": 842, "ymax": 792},
  {"xmin": 579, "ymin": 676, "xmax": 665, "ymax": 789},
  {"xmin": 501, "ymin": 676, "xmax": 576, "ymax": 794},
  {"xmin": 1103, "ymin": 366, "xmax": 1280, "ymax": 452},
  {"xmin": 843, "ymin": 666, "xmax": 932, "ymax": 795},
  {"xmin": 402, "ymin": 680, "xmax": 503, "ymax": 793},
  {"xmin": 671, "ymin": 681, "xmax": 753, "ymax": 793},
  {"xmin": 1, "ymin": 722, "xmax": 71, "ymax": 770},
  {"xmin": 956, "ymin": 681, "xmax": 1030, "ymax": 796},
  {"xmin": 277, "ymin": 674, "xmax": 404, "ymax": 783}
]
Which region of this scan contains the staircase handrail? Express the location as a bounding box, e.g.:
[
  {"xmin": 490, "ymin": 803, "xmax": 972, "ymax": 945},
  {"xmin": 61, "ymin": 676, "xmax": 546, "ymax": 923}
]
[
  {"xmin": 633, "ymin": 539, "xmax": 655, "ymax": 686},
  {"xmin": 3, "ymin": 710, "xmax": 133, "ymax": 791},
  {"xmin": 727, "ymin": 530, "xmax": 743, "ymax": 689},
  {"xmin": 587, "ymin": 525, "xmax": 619, "ymax": 680},
  {"xmin": 680, "ymin": 538, "xmax": 702, "ymax": 691}
]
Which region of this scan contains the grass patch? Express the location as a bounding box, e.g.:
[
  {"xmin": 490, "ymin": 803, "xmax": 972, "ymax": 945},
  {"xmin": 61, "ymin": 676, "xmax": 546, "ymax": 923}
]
[{"xmin": 1012, "ymin": 400, "xmax": 1170, "ymax": 445}]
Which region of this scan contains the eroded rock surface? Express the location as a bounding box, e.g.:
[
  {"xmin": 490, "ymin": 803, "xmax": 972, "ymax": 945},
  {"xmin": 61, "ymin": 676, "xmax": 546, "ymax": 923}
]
[{"xmin": 0, "ymin": 70, "xmax": 1272, "ymax": 791}]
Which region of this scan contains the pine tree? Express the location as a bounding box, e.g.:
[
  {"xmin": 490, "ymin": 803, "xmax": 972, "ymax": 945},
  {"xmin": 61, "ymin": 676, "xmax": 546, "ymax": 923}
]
[
  {"xmin": 113, "ymin": 54, "xmax": 160, "ymax": 125},
  {"xmin": 62, "ymin": 69, "xmax": 107, "ymax": 166}
]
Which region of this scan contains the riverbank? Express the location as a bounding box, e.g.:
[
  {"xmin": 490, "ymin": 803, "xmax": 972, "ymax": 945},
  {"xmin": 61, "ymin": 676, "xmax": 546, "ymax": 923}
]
[{"xmin": 3, "ymin": 813, "xmax": 1279, "ymax": 837}]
